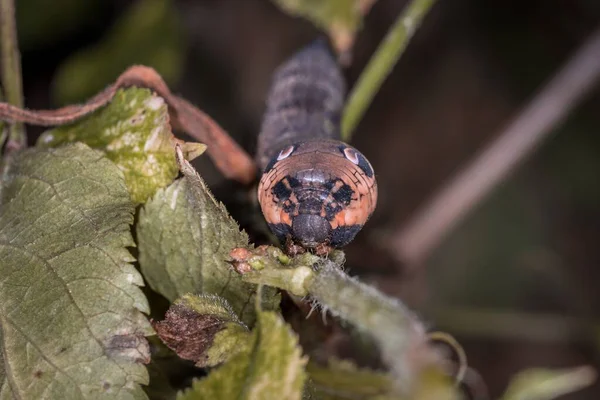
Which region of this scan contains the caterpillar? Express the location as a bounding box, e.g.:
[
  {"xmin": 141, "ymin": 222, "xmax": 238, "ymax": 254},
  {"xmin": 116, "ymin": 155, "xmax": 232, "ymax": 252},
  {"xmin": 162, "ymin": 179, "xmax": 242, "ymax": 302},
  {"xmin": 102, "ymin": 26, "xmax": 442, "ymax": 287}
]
[{"xmin": 256, "ymin": 40, "xmax": 378, "ymax": 253}]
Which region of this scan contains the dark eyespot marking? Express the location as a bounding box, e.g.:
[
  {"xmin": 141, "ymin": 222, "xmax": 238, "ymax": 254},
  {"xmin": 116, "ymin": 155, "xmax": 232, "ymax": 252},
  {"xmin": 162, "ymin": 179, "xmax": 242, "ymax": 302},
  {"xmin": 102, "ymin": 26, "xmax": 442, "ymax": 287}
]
[
  {"xmin": 338, "ymin": 145, "xmax": 374, "ymax": 178},
  {"xmin": 332, "ymin": 183, "xmax": 353, "ymax": 205},
  {"xmin": 272, "ymin": 180, "xmax": 292, "ymax": 201},
  {"xmin": 287, "ymin": 176, "xmax": 302, "ymax": 188},
  {"xmin": 330, "ymin": 225, "xmax": 363, "ymax": 247}
]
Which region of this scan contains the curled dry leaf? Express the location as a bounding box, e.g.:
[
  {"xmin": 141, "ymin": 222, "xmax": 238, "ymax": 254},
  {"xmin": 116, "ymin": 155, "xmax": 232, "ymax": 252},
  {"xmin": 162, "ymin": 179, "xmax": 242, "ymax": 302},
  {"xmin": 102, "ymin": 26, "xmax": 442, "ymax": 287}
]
[
  {"xmin": 177, "ymin": 311, "xmax": 307, "ymax": 400},
  {"xmin": 152, "ymin": 294, "xmax": 251, "ymax": 368},
  {"xmin": 0, "ymin": 65, "xmax": 256, "ymax": 184}
]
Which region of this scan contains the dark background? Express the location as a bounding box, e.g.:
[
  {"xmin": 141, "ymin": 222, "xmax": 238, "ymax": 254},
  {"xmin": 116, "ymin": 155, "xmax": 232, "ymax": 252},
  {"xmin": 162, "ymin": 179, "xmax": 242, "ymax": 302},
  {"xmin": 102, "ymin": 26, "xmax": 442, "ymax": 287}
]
[{"xmin": 16, "ymin": 0, "xmax": 600, "ymax": 397}]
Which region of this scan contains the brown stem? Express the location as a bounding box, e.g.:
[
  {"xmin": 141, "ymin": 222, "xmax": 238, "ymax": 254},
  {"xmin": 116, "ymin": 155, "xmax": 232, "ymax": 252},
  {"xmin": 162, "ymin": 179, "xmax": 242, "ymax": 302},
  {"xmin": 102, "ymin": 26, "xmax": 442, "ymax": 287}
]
[
  {"xmin": 390, "ymin": 26, "xmax": 600, "ymax": 266},
  {"xmin": 0, "ymin": 0, "xmax": 26, "ymax": 151}
]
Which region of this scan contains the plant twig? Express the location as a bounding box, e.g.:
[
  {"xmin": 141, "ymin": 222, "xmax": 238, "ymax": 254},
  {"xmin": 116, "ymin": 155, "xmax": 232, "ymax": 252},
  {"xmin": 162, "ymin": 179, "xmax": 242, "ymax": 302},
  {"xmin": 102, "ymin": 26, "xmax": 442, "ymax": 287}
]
[
  {"xmin": 0, "ymin": 0, "xmax": 26, "ymax": 151},
  {"xmin": 0, "ymin": 87, "xmax": 6, "ymax": 155},
  {"xmin": 341, "ymin": 0, "xmax": 437, "ymax": 140},
  {"xmin": 390, "ymin": 26, "xmax": 600, "ymax": 265},
  {"xmin": 229, "ymin": 246, "xmax": 440, "ymax": 392},
  {"xmin": 308, "ymin": 259, "xmax": 434, "ymax": 391}
]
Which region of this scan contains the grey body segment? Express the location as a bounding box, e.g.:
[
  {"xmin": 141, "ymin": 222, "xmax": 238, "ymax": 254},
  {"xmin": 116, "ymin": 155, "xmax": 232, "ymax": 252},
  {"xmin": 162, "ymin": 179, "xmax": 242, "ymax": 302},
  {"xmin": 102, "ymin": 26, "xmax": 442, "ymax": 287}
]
[{"xmin": 256, "ymin": 40, "xmax": 346, "ymax": 170}]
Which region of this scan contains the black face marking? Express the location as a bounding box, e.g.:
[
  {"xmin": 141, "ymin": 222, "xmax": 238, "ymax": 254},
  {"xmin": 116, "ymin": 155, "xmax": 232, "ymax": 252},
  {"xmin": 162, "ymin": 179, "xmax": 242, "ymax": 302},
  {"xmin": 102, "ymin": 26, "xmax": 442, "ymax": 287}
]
[
  {"xmin": 268, "ymin": 223, "xmax": 292, "ymax": 242},
  {"xmin": 330, "ymin": 224, "xmax": 363, "ymax": 247},
  {"xmin": 355, "ymin": 154, "xmax": 374, "ymax": 178},
  {"xmin": 298, "ymin": 197, "xmax": 324, "ymax": 215},
  {"xmin": 282, "ymin": 201, "xmax": 296, "ymax": 214},
  {"xmin": 324, "ymin": 202, "xmax": 343, "ymax": 221},
  {"xmin": 332, "ymin": 183, "xmax": 353, "ymax": 205},
  {"xmin": 287, "ymin": 176, "xmax": 302, "ymax": 188},
  {"xmin": 272, "ymin": 180, "xmax": 292, "ymax": 201},
  {"xmin": 264, "ymin": 156, "xmax": 278, "ymax": 173}
]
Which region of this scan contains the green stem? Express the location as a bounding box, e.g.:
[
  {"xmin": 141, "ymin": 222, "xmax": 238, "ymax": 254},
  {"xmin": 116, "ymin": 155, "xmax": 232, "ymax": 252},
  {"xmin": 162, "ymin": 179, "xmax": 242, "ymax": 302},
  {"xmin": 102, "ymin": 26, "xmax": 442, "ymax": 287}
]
[
  {"xmin": 235, "ymin": 248, "xmax": 436, "ymax": 392},
  {"xmin": 0, "ymin": 87, "xmax": 6, "ymax": 155},
  {"xmin": 307, "ymin": 259, "xmax": 430, "ymax": 391},
  {"xmin": 341, "ymin": 0, "xmax": 437, "ymax": 140},
  {"xmin": 0, "ymin": 0, "xmax": 26, "ymax": 151}
]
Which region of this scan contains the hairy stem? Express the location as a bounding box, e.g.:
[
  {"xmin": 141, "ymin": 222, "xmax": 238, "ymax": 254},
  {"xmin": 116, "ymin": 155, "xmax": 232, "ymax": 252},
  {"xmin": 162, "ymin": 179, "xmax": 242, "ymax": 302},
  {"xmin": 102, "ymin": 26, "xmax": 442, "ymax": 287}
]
[
  {"xmin": 308, "ymin": 259, "xmax": 430, "ymax": 390},
  {"xmin": 233, "ymin": 247, "xmax": 441, "ymax": 391},
  {"xmin": 341, "ymin": 0, "xmax": 437, "ymax": 140},
  {"xmin": 0, "ymin": 0, "xmax": 26, "ymax": 151}
]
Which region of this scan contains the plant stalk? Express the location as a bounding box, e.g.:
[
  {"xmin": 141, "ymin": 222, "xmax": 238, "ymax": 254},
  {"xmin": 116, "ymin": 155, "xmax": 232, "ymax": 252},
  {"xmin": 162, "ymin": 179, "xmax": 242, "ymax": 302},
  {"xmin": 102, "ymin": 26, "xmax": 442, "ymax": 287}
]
[
  {"xmin": 0, "ymin": 0, "xmax": 26, "ymax": 151},
  {"xmin": 341, "ymin": 0, "xmax": 437, "ymax": 140},
  {"xmin": 234, "ymin": 250, "xmax": 440, "ymax": 392},
  {"xmin": 308, "ymin": 259, "xmax": 431, "ymax": 391}
]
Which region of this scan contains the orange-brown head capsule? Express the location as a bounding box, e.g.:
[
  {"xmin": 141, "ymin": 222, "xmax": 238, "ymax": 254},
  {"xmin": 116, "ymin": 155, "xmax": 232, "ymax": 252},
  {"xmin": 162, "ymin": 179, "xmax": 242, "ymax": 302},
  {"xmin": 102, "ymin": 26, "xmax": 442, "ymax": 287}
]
[
  {"xmin": 256, "ymin": 39, "xmax": 377, "ymax": 250},
  {"xmin": 258, "ymin": 139, "xmax": 377, "ymax": 249}
]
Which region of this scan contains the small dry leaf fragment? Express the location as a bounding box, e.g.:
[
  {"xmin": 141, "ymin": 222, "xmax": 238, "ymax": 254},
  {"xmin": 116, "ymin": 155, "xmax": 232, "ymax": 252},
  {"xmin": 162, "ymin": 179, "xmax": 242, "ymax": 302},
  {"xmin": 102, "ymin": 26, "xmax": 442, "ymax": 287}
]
[
  {"xmin": 153, "ymin": 294, "xmax": 251, "ymax": 367},
  {"xmin": 177, "ymin": 311, "xmax": 307, "ymax": 400}
]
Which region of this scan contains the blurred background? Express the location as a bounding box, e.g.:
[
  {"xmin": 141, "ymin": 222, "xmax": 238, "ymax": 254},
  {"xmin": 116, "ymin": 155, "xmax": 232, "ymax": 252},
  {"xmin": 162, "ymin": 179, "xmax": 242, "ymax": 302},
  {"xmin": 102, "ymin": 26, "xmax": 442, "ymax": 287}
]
[{"xmin": 15, "ymin": 0, "xmax": 600, "ymax": 397}]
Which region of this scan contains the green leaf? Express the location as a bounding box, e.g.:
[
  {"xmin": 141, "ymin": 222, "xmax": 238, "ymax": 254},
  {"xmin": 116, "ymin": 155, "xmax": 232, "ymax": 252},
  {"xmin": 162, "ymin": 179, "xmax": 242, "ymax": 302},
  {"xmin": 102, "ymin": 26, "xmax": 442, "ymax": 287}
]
[
  {"xmin": 177, "ymin": 311, "xmax": 307, "ymax": 400},
  {"xmin": 137, "ymin": 160, "xmax": 280, "ymax": 326},
  {"xmin": 307, "ymin": 359, "xmax": 395, "ymax": 399},
  {"xmin": 271, "ymin": 0, "xmax": 376, "ymax": 54},
  {"xmin": 153, "ymin": 294, "xmax": 252, "ymax": 368},
  {"xmin": 51, "ymin": 0, "xmax": 184, "ymax": 105},
  {"xmin": 0, "ymin": 144, "xmax": 152, "ymax": 399},
  {"xmin": 501, "ymin": 366, "xmax": 596, "ymax": 400},
  {"xmin": 38, "ymin": 88, "xmax": 205, "ymax": 205}
]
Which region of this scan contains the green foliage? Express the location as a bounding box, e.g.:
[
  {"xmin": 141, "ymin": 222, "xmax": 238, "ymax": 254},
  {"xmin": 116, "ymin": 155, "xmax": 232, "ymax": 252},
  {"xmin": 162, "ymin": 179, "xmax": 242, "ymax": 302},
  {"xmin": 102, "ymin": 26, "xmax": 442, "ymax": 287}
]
[
  {"xmin": 52, "ymin": 0, "xmax": 184, "ymax": 105},
  {"xmin": 177, "ymin": 311, "xmax": 307, "ymax": 400},
  {"xmin": 136, "ymin": 154, "xmax": 279, "ymax": 327},
  {"xmin": 501, "ymin": 366, "xmax": 596, "ymax": 400},
  {"xmin": 38, "ymin": 88, "xmax": 204, "ymax": 205},
  {"xmin": 272, "ymin": 0, "xmax": 364, "ymax": 31},
  {"xmin": 271, "ymin": 0, "xmax": 371, "ymax": 52},
  {"xmin": 307, "ymin": 359, "xmax": 396, "ymax": 399},
  {"xmin": 0, "ymin": 144, "xmax": 152, "ymax": 399}
]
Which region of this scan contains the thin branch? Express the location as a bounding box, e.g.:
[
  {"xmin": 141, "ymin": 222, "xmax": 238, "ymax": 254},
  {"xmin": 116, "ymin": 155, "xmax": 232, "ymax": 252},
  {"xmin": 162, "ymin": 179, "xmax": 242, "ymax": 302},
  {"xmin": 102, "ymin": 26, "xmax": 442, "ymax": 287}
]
[
  {"xmin": 0, "ymin": 87, "xmax": 6, "ymax": 157},
  {"xmin": 341, "ymin": 0, "xmax": 437, "ymax": 140},
  {"xmin": 390, "ymin": 26, "xmax": 600, "ymax": 266},
  {"xmin": 308, "ymin": 259, "xmax": 434, "ymax": 391},
  {"xmin": 0, "ymin": 0, "xmax": 26, "ymax": 151},
  {"xmin": 226, "ymin": 244, "xmax": 443, "ymax": 393}
]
